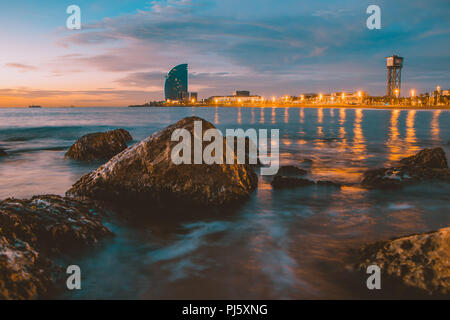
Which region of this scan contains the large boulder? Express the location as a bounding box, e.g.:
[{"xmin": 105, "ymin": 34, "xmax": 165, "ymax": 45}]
[
  {"xmin": 362, "ymin": 148, "xmax": 450, "ymax": 188},
  {"xmin": 65, "ymin": 129, "xmax": 132, "ymax": 161},
  {"xmin": 0, "ymin": 195, "xmax": 112, "ymax": 299},
  {"xmin": 0, "ymin": 149, "xmax": 7, "ymax": 157},
  {"xmin": 356, "ymin": 227, "xmax": 450, "ymax": 295},
  {"xmin": 66, "ymin": 117, "xmax": 258, "ymax": 208}
]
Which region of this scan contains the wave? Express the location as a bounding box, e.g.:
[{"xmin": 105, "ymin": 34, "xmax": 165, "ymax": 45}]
[
  {"xmin": 8, "ymin": 146, "xmax": 70, "ymax": 153},
  {"xmin": 0, "ymin": 125, "xmax": 111, "ymax": 142}
]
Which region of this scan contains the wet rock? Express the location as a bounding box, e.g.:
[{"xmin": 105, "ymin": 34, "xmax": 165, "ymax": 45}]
[
  {"xmin": 302, "ymin": 158, "xmax": 313, "ymax": 164},
  {"xmin": 316, "ymin": 180, "xmax": 342, "ymax": 188},
  {"xmin": 356, "ymin": 227, "xmax": 450, "ymax": 295},
  {"xmin": 271, "ymin": 175, "xmax": 315, "ymax": 189},
  {"xmin": 278, "ymin": 165, "xmax": 308, "ymax": 176},
  {"xmin": 67, "ymin": 117, "xmax": 258, "ymax": 208},
  {"xmin": 362, "ymin": 148, "xmax": 450, "ymax": 188},
  {"xmin": 0, "ymin": 195, "xmax": 112, "ymax": 299},
  {"xmin": 0, "ymin": 237, "xmax": 53, "ymax": 300},
  {"xmin": 65, "ymin": 129, "xmax": 132, "ymax": 161},
  {"xmin": 0, "ymin": 149, "xmax": 7, "ymax": 157},
  {"xmin": 399, "ymin": 147, "xmax": 448, "ymax": 169}
]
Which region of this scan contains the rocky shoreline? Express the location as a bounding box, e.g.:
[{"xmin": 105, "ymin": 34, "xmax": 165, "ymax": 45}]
[{"xmin": 0, "ymin": 195, "xmax": 112, "ymax": 299}]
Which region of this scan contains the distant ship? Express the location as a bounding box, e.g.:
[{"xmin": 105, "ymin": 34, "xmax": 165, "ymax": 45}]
[{"xmin": 28, "ymin": 105, "xmax": 42, "ymax": 108}]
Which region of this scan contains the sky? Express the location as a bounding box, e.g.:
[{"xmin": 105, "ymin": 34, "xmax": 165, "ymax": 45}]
[{"xmin": 0, "ymin": 0, "xmax": 449, "ymax": 107}]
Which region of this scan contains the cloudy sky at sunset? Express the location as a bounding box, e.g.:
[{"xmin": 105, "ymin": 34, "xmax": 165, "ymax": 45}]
[{"xmin": 1, "ymin": 0, "xmax": 449, "ymax": 106}]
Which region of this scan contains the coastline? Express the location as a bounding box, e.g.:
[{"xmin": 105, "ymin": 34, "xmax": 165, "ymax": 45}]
[
  {"xmin": 1, "ymin": 104, "xmax": 449, "ymax": 110},
  {"xmin": 176, "ymin": 103, "xmax": 450, "ymax": 111}
]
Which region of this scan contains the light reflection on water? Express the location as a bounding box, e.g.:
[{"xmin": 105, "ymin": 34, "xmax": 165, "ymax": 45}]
[{"xmin": 0, "ymin": 107, "xmax": 449, "ymax": 299}]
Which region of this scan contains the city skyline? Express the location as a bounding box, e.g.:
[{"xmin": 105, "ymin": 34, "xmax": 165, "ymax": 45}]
[{"xmin": 1, "ymin": 0, "xmax": 449, "ymax": 107}]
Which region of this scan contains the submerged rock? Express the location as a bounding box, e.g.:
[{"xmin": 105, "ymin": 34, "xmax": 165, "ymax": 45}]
[
  {"xmin": 67, "ymin": 117, "xmax": 258, "ymax": 208},
  {"xmin": 271, "ymin": 175, "xmax": 315, "ymax": 189},
  {"xmin": 271, "ymin": 175, "xmax": 342, "ymax": 190},
  {"xmin": 0, "ymin": 149, "xmax": 7, "ymax": 157},
  {"xmin": 316, "ymin": 180, "xmax": 342, "ymax": 188},
  {"xmin": 0, "ymin": 195, "xmax": 112, "ymax": 299},
  {"xmin": 277, "ymin": 165, "xmax": 308, "ymax": 176},
  {"xmin": 357, "ymin": 227, "xmax": 450, "ymax": 295},
  {"xmin": 65, "ymin": 129, "xmax": 132, "ymax": 161},
  {"xmin": 362, "ymin": 148, "xmax": 450, "ymax": 188}
]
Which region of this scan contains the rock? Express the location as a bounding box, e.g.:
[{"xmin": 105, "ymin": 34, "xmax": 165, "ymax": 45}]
[
  {"xmin": 302, "ymin": 158, "xmax": 313, "ymax": 164},
  {"xmin": 317, "ymin": 180, "xmax": 342, "ymax": 188},
  {"xmin": 0, "ymin": 237, "xmax": 53, "ymax": 300},
  {"xmin": 65, "ymin": 129, "xmax": 132, "ymax": 161},
  {"xmin": 0, "ymin": 195, "xmax": 112, "ymax": 299},
  {"xmin": 271, "ymin": 175, "xmax": 315, "ymax": 189},
  {"xmin": 277, "ymin": 165, "xmax": 308, "ymax": 176},
  {"xmin": 362, "ymin": 148, "xmax": 450, "ymax": 188},
  {"xmin": 0, "ymin": 149, "xmax": 7, "ymax": 157},
  {"xmin": 356, "ymin": 227, "xmax": 450, "ymax": 295},
  {"xmin": 399, "ymin": 147, "xmax": 448, "ymax": 169},
  {"xmin": 67, "ymin": 117, "xmax": 258, "ymax": 208}
]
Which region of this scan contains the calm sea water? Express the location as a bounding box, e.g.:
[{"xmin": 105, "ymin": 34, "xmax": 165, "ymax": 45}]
[{"xmin": 0, "ymin": 107, "xmax": 449, "ymax": 299}]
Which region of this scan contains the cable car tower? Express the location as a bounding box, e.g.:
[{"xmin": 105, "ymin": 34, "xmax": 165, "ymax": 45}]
[{"xmin": 386, "ymin": 55, "xmax": 404, "ymax": 97}]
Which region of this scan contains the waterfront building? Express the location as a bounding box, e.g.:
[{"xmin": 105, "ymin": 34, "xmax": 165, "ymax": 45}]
[{"xmin": 165, "ymin": 64, "xmax": 188, "ymax": 102}]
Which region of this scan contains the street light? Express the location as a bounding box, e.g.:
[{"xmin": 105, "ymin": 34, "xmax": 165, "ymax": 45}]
[
  {"xmin": 394, "ymin": 89, "xmax": 399, "ymax": 98},
  {"xmin": 410, "ymin": 89, "xmax": 416, "ymax": 97}
]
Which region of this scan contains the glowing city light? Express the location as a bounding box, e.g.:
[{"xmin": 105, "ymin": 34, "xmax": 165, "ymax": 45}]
[
  {"xmin": 411, "ymin": 89, "xmax": 416, "ymax": 97},
  {"xmin": 319, "ymin": 93, "xmax": 323, "ymax": 100}
]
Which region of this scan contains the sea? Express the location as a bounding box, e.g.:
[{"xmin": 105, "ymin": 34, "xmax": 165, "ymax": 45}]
[{"xmin": 0, "ymin": 106, "xmax": 449, "ymax": 299}]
